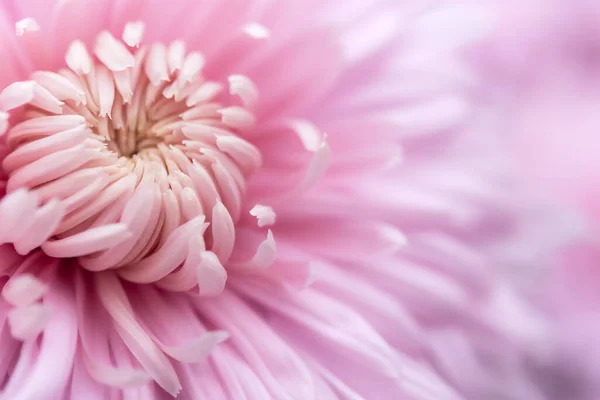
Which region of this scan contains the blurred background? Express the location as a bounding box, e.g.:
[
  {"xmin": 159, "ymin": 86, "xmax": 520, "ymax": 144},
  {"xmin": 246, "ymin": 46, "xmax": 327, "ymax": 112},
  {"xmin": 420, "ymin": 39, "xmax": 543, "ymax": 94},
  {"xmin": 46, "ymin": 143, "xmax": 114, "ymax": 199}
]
[{"xmin": 470, "ymin": 2, "xmax": 600, "ymax": 398}]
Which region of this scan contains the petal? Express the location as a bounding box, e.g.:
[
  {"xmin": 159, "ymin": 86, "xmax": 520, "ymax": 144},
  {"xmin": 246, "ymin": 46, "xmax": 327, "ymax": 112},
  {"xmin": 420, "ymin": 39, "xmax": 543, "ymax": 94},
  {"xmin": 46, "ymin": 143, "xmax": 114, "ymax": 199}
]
[
  {"xmin": 118, "ymin": 216, "xmax": 206, "ymax": 283},
  {"xmin": 2, "ymin": 274, "xmax": 46, "ymax": 307},
  {"xmin": 211, "ymin": 201, "xmax": 235, "ymax": 263},
  {"xmin": 95, "ymin": 272, "xmax": 181, "ymax": 396},
  {"xmin": 123, "ymin": 21, "xmax": 145, "ymax": 47},
  {"xmin": 198, "ymin": 291, "xmax": 317, "ymax": 400},
  {"xmin": 95, "ymin": 31, "xmax": 135, "ymax": 72},
  {"xmin": 249, "ymin": 204, "xmax": 276, "ymax": 227},
  {"xmin": 7, "ymin": 303, "xmax": 50, "ymax": 340},
  {"xmin": 74, "ymin": 270, "xmax": 151, "ymax": 389},
  {"xmin": 42, "ymin": 223, "xmax": 132, "ymax": 258},
  {"xmin": 66, "ymin": 40, "xmax": 93, "ymax": 75},
  {"xmin": 228, "ymin": 229, "xmax": 276, "ymax": 272},
  {"xmin": 228, "ymin": 74, "xmax": 258, "ymax": 108},
  {"xmin": 5, "ymin": 282, "xmax": 78, "ymax": 399},
  {"xmin": 0, "ymin": 81, "xmax": 35, "ymax": 111},
  {"xmin": 196, "ymin": 251, "xmax": 228, "ymax": 297}
]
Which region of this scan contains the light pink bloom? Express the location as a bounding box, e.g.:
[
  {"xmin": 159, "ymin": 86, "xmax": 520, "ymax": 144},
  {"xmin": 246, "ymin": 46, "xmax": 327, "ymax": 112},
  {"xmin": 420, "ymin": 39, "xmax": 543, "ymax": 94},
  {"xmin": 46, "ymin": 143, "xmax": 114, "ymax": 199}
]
[{"xmin": 0, "ymin": 0, "xmax": 570, "ymax": 399}]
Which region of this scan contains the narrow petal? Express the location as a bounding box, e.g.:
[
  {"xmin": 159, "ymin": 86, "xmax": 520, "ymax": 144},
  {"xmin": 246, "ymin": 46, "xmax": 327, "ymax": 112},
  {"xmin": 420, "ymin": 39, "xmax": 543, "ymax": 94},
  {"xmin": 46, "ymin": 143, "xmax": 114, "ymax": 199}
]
[
  {"xmin": 7, "ymin": 303, "xmax": 50, "ymax": 340},
  {"xmin": 160, "ymin": 331, "xmax": 229, "ymax": 363},
  {"xmin": 42, "ymin": 223, "xmax": 131, "ymax": 258},
  {"xmin": 95, "ymin": 31, "xmax": 135, "ymax": 71},
  {"xmin": 32, "ymin": 71, "xmax": 86, "ymax": 105},
  {"xmin": 15, "ymin": 17, "xmax": 39, "ymax": 36},
  {"xmin": 13, "ymin": 199, "xmax": 66, "ymax": 255},
  {"xmin": 2, "ymin": 274, "xmax": 46, "ymax": 307},
  {"xmin": 250, "ymin": 204, "xmax": 276, "ymax": 227},
  {"xmin": 95, "ymin": 272, "xmax": 181, "ymax": 396},
  {"xmin": 117, "ymin": 216, "xmax": 206, "ymax": 283},
  {"xmin": 211, "ymin": 202, "xmax": 235, "ymax": 263},
  {"xmin": 228, "ymin": 230, "xmax": 276, "ymax": 271},
  {"xmin": 196, "ymin": 251, "xmax": 228, "ymax": 296},
  {"xmin": 0, "ymin": 81, "xmax": 35, "ymax": 111},
  {"xmin": 228, "ymin": 74, "xmax": 258, "ymax": 108},
  {"xmin": 96, "ymin": 65, "xmax": 115, "ymax": 118},
  {"xmin": 123, "ymin": 21, "xmax": 144, "ymax": 47},
  {"xmin": 74, "ymin": 270, "xmax": 152, "ymax": 389},
  {"xmin": 6, "ymin": 144, "xmax": 92, "ymax": 192},
  {"xmin": 5, "ymin": 283, "xmax": 77, "ymax": 399},
  {"xmin": 66, "ymin": 40, "xmax": 93, "ymax": 75}
]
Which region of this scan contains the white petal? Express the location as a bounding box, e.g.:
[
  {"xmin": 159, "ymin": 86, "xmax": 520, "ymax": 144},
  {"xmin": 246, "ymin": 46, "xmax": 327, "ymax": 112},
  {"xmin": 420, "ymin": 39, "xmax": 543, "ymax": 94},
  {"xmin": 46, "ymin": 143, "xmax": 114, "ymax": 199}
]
[
  {"xmin": 15, "ymin": 18, "xmax": 39, "ymax": 36},
  {"xmin": 123, "ymin": 21, "xmax": 144, "ymax": 47},
  {"xmin": 242, "ymin": 22, "xmax": 270, "ymax": 40},
  {"xmin": 249, "ymin": 204, "xmax": 276, "ymax": 227}
]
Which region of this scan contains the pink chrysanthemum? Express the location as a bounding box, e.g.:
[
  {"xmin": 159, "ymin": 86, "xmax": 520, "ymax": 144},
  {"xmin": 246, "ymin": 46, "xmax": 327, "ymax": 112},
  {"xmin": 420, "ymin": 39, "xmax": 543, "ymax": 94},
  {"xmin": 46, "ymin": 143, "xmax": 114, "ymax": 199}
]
[{"xmin": 0, "ymin": 1, "xmax": 568, "ymax": 399}]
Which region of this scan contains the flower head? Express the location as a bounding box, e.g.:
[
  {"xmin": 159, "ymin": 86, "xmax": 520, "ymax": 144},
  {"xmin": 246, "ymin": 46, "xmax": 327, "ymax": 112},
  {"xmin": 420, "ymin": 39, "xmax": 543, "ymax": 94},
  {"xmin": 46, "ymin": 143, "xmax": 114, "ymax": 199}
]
[{"xmin": 0, "ymin": 1, "xmax": 573, "ymax": 399}]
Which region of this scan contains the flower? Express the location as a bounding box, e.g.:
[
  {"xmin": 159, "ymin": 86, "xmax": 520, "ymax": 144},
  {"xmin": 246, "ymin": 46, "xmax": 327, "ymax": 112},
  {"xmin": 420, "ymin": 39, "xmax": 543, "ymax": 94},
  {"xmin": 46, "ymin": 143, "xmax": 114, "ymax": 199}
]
[{"xmin": 0, "ymin": 1, "xmax": 570, "ymax": 399}]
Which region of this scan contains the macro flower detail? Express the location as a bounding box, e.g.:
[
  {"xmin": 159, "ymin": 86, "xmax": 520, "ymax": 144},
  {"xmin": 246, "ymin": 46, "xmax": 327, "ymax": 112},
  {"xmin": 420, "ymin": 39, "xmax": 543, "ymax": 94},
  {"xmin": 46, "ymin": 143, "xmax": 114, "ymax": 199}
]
[
  {"xmin": 1, "ymin": 25, "xmax": 270, "ymax": 285},
  {"xmin": 0, "ymin": 1, "xmax": 571, "ymax": 399}
]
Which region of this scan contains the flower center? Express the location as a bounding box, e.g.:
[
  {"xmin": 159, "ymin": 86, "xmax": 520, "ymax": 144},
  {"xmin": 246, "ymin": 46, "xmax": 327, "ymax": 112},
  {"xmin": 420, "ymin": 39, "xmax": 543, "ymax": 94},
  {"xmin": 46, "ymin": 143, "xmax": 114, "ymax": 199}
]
[{"xmin": 1, "ymin": 25, "xmax": 263, "ymax": 289}]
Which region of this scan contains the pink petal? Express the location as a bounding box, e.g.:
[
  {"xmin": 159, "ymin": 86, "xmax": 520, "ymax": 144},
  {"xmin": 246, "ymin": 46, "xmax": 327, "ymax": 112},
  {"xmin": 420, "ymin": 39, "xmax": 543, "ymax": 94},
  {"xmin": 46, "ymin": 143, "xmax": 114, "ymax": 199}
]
[
  {"xmin": 218, "ymin": 106, "xmax": 256, "ymax": 129},
  {"xmin": 198, "ymin": 291, "xmax": 317, "ymax": 400},
  {"xmin": 95, "ymin": 272, "xmax": 181, "ymax": 396},
  {"xmin": 0, "ymin": 189, "xmax": 38, "ymax": 243},
  {"xmin": 211, "ymin": 201, "xmax": 235, "ymax": 263},
  {"xmin": 95, "ymin": 65, "xmax": 115, "ymax": 118},
  {"xmin": 228, "ymin": 229, "xmax": 276, "ymax": 271},
  {"xmin": 74, "ymin": 270, "xmax": 152, "ymax": 389},
  {"xmin": 228, "ymin": 74, "xmax": 258, "ymax": 108},
  {"xmin": 66, "ymin": 40, "xmax": 93, "ymax": 75},
  {"xmin": 155, "ymin": 235, "xmax": 205, "ymax": 292},
  {"xmin": 299, "ymin": 139, "xmax": 331, "ymax": 191},
  {"xmin": 216, "ymin": 135, "xmax": 262, "ymax": 174},
  {"xmin": 242, "ymin": 22, "xmax": 271, "ymax": 39},
  {"xmin": 117, "ymin": 216, "xmax": 206, "ymax": 283},
  {"xmin": 144, "ymin": 43, "xmax": 169, "ymax": 85},
  {"xmin": 267, "ymin": 260, "xmax": 314, "ymax": 291},
  {"xmin": 7, "ymin": 115, "xmax": 86, "ymax": 147},
  {"xmin": 7, "ymin": 303, "xmax": 49, "ymax": 340},
  {"xmin": 42, "ymin": 223, "xmax": 131, "ymax": 258},
  {"xmin": 13, "ymin": 199, "xmax": 66, "ymax": 255},
  {"xmin": 0, "ymin": 111, "xmax": 8, "ymax": 135},
  {"xmin": 160, "ymin": 330, "xmax": 229, "ymax": 363},
  {"xmin": 15, "ymin": 17, "xmax": 40, "ymax": 36},
  {"xmin": 167, "ymin": 40, "xmax": 186, "ymax": 74},
  {"xmin": 6, "ymin": 144, "xmax": 92, "ymax": 192},
  {"xmin": 5, "ymin": 283, "xmax": 77, "ymax": 399},
  {"xmin": 196, "ymin": 251, "xmax": 228, "ymax": 296},
  {"xmin": 31, "ymin": 71, "xmax": 86, "ymax": 105},
  {"xmin": 2, "ymin": 274, "xmax": 46, "ymax": 306},
  {"xmin": 123, "ymin": 21, "xmax": 144, "ymax": 47},
  {"xmin": 95, "ymin": 31, "xmax": 135, "ymax": 72},
  {"xmin": 0, "ymin": 81, "xmax": 35, "ymax": 111},
  {"xmin": 186, "ymin": 82, "xmax": 224, "ymax": 106},
  {"xmin": 2, "ymin": 124, "xmax": 89, "ymax": 173},
  {"xmin": 249, "ymin": 204, "xmax": 276, "ymax": 227}
]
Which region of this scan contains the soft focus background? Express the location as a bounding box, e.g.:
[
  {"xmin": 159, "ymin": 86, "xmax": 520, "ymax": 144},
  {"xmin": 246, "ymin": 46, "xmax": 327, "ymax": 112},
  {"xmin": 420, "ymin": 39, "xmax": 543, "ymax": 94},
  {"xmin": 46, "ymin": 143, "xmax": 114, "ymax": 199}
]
[{"xmin": 472, "ymin": 1, "xmax": 600, "ymax": 398}]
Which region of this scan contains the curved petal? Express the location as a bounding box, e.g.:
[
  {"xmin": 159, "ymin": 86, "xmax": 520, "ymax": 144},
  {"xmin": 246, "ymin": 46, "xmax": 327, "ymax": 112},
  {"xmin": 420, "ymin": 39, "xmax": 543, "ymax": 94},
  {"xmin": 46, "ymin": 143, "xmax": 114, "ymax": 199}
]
[
  {"xmin": 4, "ymin": 281, "xmax": 78, "ymax": 400},
  {"xmin": 95, "ymin": 272, "xmax": 181, "ymax": 396}
]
